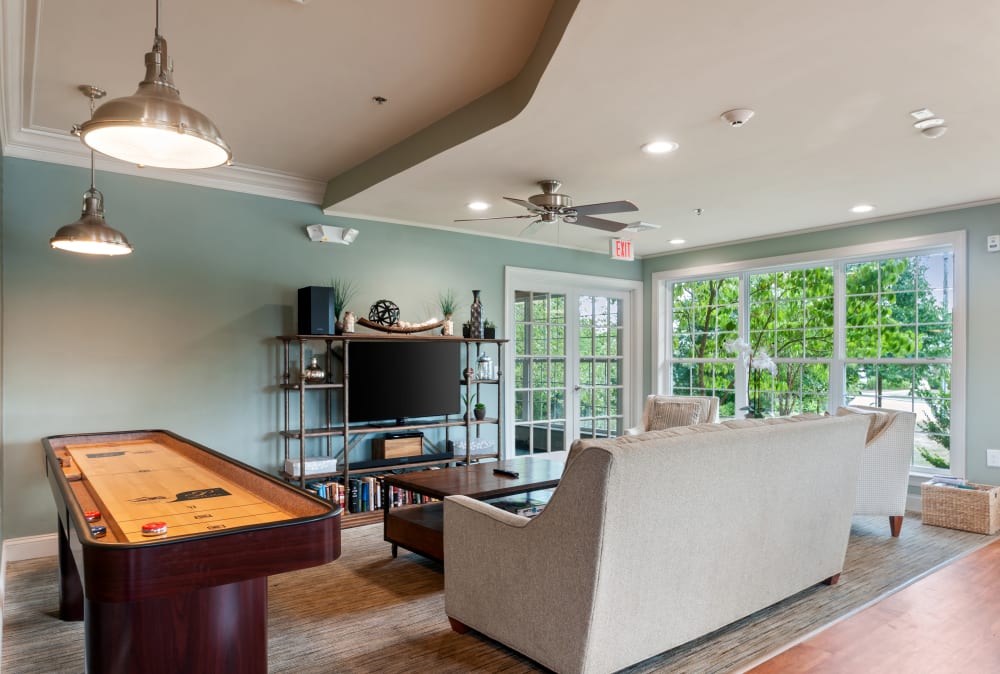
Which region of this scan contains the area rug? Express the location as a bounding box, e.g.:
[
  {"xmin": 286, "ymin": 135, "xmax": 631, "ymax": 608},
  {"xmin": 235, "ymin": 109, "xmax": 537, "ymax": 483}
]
[{"xmin": 2, "ymin": 515, "xmax": 993, "ymax": 673}]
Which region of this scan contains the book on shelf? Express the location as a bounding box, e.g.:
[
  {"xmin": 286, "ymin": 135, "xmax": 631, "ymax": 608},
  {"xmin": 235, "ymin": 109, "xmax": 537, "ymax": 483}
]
[{"xmin": 485, "ymin": 489, "xmax": 553, "ymax": 517}]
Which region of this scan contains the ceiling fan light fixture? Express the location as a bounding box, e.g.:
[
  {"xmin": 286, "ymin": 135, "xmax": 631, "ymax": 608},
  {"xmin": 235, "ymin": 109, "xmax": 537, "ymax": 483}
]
[
  {"xmin": 641, "ymin": 140, "xmax": 679, "ymax": 154},
  {"xmin": 79, "ymin": 0, "xmax": 231, "ymax": 169}
]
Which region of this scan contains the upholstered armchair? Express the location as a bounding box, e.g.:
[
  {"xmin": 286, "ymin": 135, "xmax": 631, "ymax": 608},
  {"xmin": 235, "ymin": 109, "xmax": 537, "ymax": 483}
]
[
  {"xmin": 626, "ymin": 395, "xmax": 720, "ymax": 435},
  {"xmin": 837, "ymin": 405, "xmax": 917, "ymax": 537}
]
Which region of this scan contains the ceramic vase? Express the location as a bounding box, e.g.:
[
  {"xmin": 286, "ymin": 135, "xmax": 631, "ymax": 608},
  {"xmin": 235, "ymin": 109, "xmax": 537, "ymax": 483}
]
[{"xmin": 470, "ymin": 290, "xmax": 484, "ymax": 339}]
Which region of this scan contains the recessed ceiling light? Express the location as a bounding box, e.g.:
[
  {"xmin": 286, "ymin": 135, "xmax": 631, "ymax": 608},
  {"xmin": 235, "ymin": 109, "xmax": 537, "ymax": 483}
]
[
  {"xmin": 669, "ymin": 238, "xmax": 686, "ymax": 245},
  {"xmin": 910, "ymin": 108, "xmax": 935, "ymax": 121},
  {"xmin": 850, "ymin": 204, "xmax": 875, "ymax": 214},
  {"xmin": 913, "ymin": 118, "xmax": 945, "ymax": 130},
  {"xmin": 641, "ymin": 140, "xmax": 679, "ymax": 154},
  {"xmin": 467, "ymin": 201, "xmax": 490, "ymax": 211}
]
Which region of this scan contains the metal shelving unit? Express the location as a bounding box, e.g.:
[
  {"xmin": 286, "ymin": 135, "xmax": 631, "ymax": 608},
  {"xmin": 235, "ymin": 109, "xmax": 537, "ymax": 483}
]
[{"xmin": 277, "ymin": 334, "xmax": 506, "ymax": 527}]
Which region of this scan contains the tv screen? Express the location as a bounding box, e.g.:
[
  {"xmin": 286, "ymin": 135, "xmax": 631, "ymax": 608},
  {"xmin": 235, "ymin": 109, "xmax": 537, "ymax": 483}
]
[{"xmin": 347, "ymin": 341, "xmax": 461, "ymax": 424}]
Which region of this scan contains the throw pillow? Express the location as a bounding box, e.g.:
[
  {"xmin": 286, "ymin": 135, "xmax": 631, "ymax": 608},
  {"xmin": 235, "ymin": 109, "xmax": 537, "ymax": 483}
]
[
  {"xmin": 836, "ymin": 406, "xmax": 893, "ymax": 444},
  {"xmin": 647, "ymin": 400, "xmax": 704, "ymax": 430}
]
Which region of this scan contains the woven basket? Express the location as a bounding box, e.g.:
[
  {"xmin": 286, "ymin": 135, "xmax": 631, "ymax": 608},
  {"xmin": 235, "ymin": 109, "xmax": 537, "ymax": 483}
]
[{"xmin": 921, "ymin": 481, "xmax": 1000, "ymax": 535}]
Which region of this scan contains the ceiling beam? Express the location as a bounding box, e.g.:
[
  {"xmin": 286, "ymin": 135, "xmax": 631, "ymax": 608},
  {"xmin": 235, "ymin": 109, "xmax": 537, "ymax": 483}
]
[{"xmin": 321, "ymin": 0, "xmax": 581, "ymax": 212}]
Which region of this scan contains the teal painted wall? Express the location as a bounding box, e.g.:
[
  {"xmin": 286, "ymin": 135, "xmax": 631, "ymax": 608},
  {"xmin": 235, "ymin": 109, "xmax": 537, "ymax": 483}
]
[
  {"xmin": 0, "ymin": 156, "xmax": 640, "ymax": 539},
  {"xmin": 641, "ymin": 206, "xmax": 1000, "ymax": 486}
]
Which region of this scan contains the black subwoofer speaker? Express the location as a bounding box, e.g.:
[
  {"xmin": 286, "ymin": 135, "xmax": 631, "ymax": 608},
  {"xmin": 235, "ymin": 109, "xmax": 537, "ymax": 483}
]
[{"xmin": 297, "ymin": 286, "xmax": 335, "ymax": 335}]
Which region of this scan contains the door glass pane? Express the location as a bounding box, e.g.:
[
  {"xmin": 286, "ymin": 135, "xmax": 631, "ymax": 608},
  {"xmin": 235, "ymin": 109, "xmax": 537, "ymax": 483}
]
[
  {"xmin": 514, "ymin": 291, "xmax": 568, "ymax": 455},
  {"xmin": 577, "ymin": 295, "xmax": 625, "ymax": 441}
]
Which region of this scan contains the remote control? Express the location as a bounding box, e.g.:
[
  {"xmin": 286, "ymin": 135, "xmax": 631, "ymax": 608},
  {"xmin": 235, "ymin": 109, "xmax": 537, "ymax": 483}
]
[{"xmin": 493, "ymin": 468, "xmax": 519, "ymax": 478}]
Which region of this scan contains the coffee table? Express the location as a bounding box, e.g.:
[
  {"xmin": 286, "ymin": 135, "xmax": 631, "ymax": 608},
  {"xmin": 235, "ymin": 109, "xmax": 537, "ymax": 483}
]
[{"xmin": 381, "ymin": 456, "xmax": 563, "ymax": 561}]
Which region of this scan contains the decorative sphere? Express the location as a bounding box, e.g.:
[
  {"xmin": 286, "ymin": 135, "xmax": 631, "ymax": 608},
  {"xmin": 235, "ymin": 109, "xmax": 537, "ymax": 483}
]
[{"xmin": 368, "ymin": 299, "xmax": 400, "ymax": 326}]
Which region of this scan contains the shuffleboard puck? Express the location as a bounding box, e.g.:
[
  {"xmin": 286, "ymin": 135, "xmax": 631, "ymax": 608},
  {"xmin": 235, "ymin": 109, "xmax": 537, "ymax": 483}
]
[
  {"xmin": 84, "ymin": 510, "xmax": 101, "ymax": 522},
  {"xmin": 141, "ymin": 521, "xmax": 168, "ymax": 537},
  {"xmin": 90, "ymin": 525, "xmax": 107, "ymax": 538}
]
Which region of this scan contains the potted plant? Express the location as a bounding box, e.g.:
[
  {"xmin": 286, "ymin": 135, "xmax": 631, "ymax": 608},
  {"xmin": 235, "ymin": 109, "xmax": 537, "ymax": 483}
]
[
  {"xmin": 483, "ymin": 319, "xmax": 496, "ymax": 340},
  {"xmin": 474, "ymin": 402, "xmax": 487, "ymax": 421},
  {"xmin": 462, "ymin": 321, "xmax": 472, "ymax": 338},
  {"xmin": 439, "ymin": 289, "xmax": 457, "ymax": 335},
  {"xmin": 329, "ymin": 278, "xmax": 358, "ymax": 334}
]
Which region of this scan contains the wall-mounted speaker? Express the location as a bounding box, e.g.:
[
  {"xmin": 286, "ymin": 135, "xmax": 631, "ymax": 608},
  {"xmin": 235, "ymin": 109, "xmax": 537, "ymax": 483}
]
[{"xmin": 297, "ymin": 286, "xmax": 335, "ymax": 335}]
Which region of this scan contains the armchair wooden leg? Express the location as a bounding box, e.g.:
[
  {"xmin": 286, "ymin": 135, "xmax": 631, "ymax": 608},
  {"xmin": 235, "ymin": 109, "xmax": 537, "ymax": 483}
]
[
  {"xmin": 822, "ymin": 573, "xmax": 841, "ymax": 586},
  {"xmin": 889, "ymin": 515, "xmax": 903, "ymax": 537},
  {"xmin": 448, "ymin": 617, "xmax": 471, "ymax": 634}
]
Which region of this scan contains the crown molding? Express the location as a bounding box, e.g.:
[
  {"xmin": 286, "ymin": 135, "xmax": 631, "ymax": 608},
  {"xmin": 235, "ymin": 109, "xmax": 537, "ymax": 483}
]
[{"xmin": 0, "ymin": 0, "xmax": 326, "ymax": 204}]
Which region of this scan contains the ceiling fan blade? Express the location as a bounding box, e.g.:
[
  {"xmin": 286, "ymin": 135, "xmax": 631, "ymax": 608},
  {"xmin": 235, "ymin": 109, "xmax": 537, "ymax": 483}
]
[
  {"xmin": 573, "ymin": 214, "xmax": 631, "ymax": 233},
  {"xmin": 519, "ymin": 219, "xmax": 545, "ymax": 237},
  {"xmin": 571, "ymin": 200, "xmax": 639, "ymax": 216},
  {"xmin": 453, "ymin": 214, "xmax": 535, "ymax": 222},
  {"xmin": 504, "ymin": 196, "xmax": 545, "ymax": 213}
]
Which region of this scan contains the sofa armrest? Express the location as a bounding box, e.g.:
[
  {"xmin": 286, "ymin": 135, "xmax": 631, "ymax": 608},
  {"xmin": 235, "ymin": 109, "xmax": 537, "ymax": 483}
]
[
  {"xmin": 444, "ymin": 494, "xmax": 532, "ymax": 529},
  {"xmin": 443, "ymin": 493, "xmax": 604, "ymax": 673}
]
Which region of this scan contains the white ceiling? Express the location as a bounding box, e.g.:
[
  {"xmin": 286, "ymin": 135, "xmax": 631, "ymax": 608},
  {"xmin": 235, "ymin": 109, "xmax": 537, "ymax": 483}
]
[{"xmin": 5, "ymin": 0, "xmax": 1000, "ymax": 257}]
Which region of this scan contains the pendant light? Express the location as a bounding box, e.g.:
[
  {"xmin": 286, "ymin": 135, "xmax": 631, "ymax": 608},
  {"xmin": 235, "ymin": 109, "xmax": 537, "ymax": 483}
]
[
  {"xmin": 78, "ymin": 0, "xmax": 231, "ymax": 169},
  {"xmin": 51, "ymin": 86, "xmax": 134, "ymax": 256}
]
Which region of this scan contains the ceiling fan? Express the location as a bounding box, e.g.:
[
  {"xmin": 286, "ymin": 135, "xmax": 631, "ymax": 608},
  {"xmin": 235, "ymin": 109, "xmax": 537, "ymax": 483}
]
[{"xmin": 456, "ymin": 179, "xmax": 638, "ymax": 236}]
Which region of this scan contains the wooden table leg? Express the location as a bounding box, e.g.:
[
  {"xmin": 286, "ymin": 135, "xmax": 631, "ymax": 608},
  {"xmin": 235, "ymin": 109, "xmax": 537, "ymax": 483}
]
[
  {"xmin": 57, "ymin": 519, "xmax": 84, "ymax": 621},
  {"xmin": 85, "ymin": 577, "xmax": 267, "ymax": 674}
]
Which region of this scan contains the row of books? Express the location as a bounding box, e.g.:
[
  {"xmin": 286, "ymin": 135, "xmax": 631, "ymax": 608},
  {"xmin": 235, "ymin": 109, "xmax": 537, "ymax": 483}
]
[{"xmin": 306, "ymin": 475, "xmax": 436, "ymax": 513}]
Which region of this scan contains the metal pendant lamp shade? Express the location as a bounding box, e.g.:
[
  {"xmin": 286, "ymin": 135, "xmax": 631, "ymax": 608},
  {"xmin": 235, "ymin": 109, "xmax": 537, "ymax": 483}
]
[
  {"xmin": 52, "ymin": 85, "xmax": 134, "ymax": 256},
  {"xmin": 79, "ymin": 1, "xmax": 231, "ymax": 170},
  {"xmin": 50, "ymin": 187, "xmax": 133, "ymax": 256}
]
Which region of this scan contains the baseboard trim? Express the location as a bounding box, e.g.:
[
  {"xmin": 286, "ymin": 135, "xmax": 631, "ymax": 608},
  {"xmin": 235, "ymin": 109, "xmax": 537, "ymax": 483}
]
[{"xmin": 2, "ymin": 534, "xmax": 58, "ymax": 563}]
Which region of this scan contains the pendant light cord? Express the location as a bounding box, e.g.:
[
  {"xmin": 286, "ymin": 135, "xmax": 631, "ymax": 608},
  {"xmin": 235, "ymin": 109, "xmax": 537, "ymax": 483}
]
[
  {"xmin": 155, "ymin": 0, "xmax": 160, "ymax": 41},
  {"xmin": 87, "ymin": 91, "xmax": 97, "ymax": 192}
]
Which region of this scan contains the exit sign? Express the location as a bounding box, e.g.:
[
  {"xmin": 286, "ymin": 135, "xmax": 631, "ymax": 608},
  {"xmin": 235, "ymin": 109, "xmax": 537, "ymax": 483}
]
[{"xmin": 610, "ymin": 238, "xmax": 634, "ymax": 261}]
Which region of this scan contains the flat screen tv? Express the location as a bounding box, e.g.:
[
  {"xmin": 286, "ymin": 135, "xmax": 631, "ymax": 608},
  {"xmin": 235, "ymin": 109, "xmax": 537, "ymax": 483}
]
[{"xmin": 348, "ymin": 340, "xmax": 461, "ymax": 425}]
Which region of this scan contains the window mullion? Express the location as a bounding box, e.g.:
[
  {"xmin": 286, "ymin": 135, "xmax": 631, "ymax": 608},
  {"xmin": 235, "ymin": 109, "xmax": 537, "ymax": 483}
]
[{"xmin": 829, "ymin": 261, "xmax": 847, "ymax": 413}]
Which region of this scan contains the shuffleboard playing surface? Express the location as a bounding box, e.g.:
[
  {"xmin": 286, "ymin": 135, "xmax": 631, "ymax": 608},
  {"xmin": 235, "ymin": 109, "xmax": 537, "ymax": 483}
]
[{"xmin": 66, "ymin": 439, "xmax": 295, "ymax": 543}]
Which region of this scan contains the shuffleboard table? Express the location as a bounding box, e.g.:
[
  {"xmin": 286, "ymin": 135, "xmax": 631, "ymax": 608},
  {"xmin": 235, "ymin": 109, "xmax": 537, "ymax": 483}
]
[{"xmin": 43, "ymin": 429, "xmax": 341, "ymax": 674}]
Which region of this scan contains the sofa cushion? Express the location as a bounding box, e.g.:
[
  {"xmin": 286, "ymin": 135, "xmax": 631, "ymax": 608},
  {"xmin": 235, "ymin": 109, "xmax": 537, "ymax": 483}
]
[
  {"xmin": 647, "ymin": 399, "xmax": 704, "ymax": 430},
  {"xmin": 720, "ymin": 412, "xmax": 826, "ymax": 430},
  {"xmin": 568, "ymin": 413, "xmax": 830, "ymax": 462}
]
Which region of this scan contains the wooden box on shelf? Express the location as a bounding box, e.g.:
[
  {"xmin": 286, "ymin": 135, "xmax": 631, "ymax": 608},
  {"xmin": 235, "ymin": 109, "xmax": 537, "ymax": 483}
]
[{"xmin": 373, "ymin": 435, "xmax": 423, "ymax": 460}]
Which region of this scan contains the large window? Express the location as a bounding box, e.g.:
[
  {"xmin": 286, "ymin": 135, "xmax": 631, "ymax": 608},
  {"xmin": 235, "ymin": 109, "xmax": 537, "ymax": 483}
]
[{"xmin": 655, "ymin": 233, "xmax": 964, "ymax": 475}]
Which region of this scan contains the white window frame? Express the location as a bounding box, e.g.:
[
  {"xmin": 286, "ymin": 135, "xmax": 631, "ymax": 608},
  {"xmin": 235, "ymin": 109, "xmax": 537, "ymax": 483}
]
[
  {"xmin": 651, "ymin": 231, "xmax": 967, "ymax": 480},
  {"xmin": 504, "ymin": 267, "xmax": 644, "ymax": 458}
]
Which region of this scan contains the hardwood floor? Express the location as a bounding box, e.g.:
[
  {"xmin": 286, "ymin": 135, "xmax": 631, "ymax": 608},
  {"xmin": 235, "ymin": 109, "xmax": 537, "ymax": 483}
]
[{"xmin": 749, "ymin": 538, "xmax": 1000, "ymax": 673}]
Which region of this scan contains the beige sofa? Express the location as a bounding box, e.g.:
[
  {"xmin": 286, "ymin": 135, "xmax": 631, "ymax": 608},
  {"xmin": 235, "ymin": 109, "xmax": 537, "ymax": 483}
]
[{"xmin": 444, "ymin": 414, "xmax": 870, "ymax": 674}]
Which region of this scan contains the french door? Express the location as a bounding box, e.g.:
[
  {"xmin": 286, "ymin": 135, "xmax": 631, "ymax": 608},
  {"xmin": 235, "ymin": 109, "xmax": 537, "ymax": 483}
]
[{"xmin": 504, "ymin": 268, "xmax": 642, "ymax": 456}]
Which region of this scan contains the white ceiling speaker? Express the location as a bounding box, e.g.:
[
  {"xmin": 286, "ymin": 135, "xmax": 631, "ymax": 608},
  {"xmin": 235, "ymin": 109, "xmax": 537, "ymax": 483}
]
[
  {"xmin": 306, "ymin": 224, "xmax": 359, "ymax": 245},
  {"xmin": 721, "ymin": 108, "xmax": 755, "ymax": 127}
]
